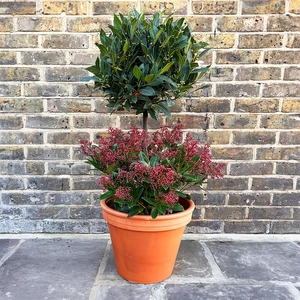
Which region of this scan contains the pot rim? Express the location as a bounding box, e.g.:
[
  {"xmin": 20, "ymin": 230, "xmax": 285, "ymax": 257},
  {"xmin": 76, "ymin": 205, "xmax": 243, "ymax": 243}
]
[{"xmin": 100, "ymin": 198, "xmax": 195, "ymax": 232}]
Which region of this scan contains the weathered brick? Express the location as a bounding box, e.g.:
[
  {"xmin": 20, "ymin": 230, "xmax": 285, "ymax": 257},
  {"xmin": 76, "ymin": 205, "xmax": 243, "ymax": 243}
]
[
  {"xmin": 2, "ymin": 193, "xmax": 47, "ymax": 205},
  {"xmin": 263, "ymin": 84, "xmax": 299, "ymax": 98},
  {"xmin": 25, "ymin": 206, "xmax": 68, "ymax": 219},
  {"xmin": 284, "ymin": 67, "xmax": 300, "ymax": 81},
  {"xmin": 212, "ymin": 147, "xmax": 253, "ymax": 160},
  {"xmin": 42, "ymin": 34, "xmax": 89, "ymax": 49},
  {"xmin": 235, "ymin": 99, "xmax": 280, "ymax": 113},
  {"xmin": 0, "ymin": 161, "xmax": 26, "ymax": 175},
  {"xmin": 74, "ymin": 115, "xmax": 117, "ymax": 129},
  {"xmin": 216, "ymin": 50, "xmax": 261, "ymax": 64},
  {"xmin": 47, "ymin": 132, "xmax": 89, "ymax": 144},
  {"xmin": 270, "ymin": 221, "xmax": 300, "ymax": 234},
  {"xmin": 47, "ymin": 98, "xmax": 92, "ymax": 113},
  {"xmin": 26, "ymin": 115, "xmax": 70, "ymax": 129},
  {"xmin": 0, "ymin": 116, "xmax": 23, "ymax": 129},
  {"xmin": 184, "ymin": 16, "xmax": 212, "ymax": 32},
  {"xmin": 0, "ymin": 177, "xmax": 24, "ymax": 190},
  {"xmin": 47, "ymin": 162, "xmax": 90, "ymax": 175},
  {"xmin": 224, "ymin": 221, "xmax": 267, "ymax": 233},
  {"xmin": 192, "ymin": 1, "xmax": 237, "ymax": 15},
  {"xmin": 16, "ymin": 17, "xmax": 63, "ymax": 32},
  {"xmin": 0, "ymin": 67, "xmax": 40, "ymax": 81},
  {"xmin": 42, "ymin": 220, "xmax": 90, "ymax": 233},
  {"xmin": 72, "ymin": 176, "xmax": 101, "ymax": 190},
  {"xmin": 166, "ymin": 115, "xmax": 209, "ymax": 130},
  {"xmin": 273, "ymin": 193, "xmax": 300, "ymax": 206},
  {"xmin": 228, "ymin": 193, "xmax": 271, "ymax": 206},
  {"xmin": 94, "ymin": 99, "xmax": 112, "ymax": 113},
  {"xmin": 276, "ymin": 162, "xmax": 300, "ymax": 175},
  {"xmin": 242, "ymin": 0, "xmax": 285, "ymax": 14},
  {"xmin": 0, "ymin": 207, "xmax": 23, "ymax": 220},
  {"xmin": 239, "ymin": 34, "xmax": 284, "ymax": 49},
  {"xmin": 0, "ymin": 132, "xmax": 43, "ymax": 145},
  {"xmin": 233, "ymin": 131, "xmax": 276, "ymax": 145},
  {"xmin": 261, "ymin": 115, "xmax": 300, "ymax": 129},
  {"xmin": 191, "ymin": 192, "xmax": 226, "ymax": 205},
  {"xmin": 230, "ymin": 162, "xmax": 273, "ymax": 175},
  {"xmin": 236, "ymin": 67, "xmax": 281, "ymax": 81},
  {"xmin": 0, "ymin": 84, "xmax": 21, "ymax": 97},
  {"xmin": 73, "ymin": 84, "xmax": 105, "ymax": 97},
  {"xmin": 185, "ymin": 220, "xmax": 222, "ymax": 234},
  {"xmin": 252, "ymin": 178, "xmax": 293, "ymax": 191},
  {"xmin": 69, "ymin": 51, "xmax": 97, "ymax": 65},
  {"xmin": 26, "ymin": 162, "xmax": 45, "ymax": 175},
  {"xmin": 204, "ymin": 207, "xmax": 245, "ymax": 220},
  {"xmin": 216, "ymin": 16, "xmax": 264, "ymax": 32},
  {"xmin": 117, "ymin": 115, "xmax": 161, "ymax": 130},
  {"xmin": 45, "ymin": 67, "xmax": 88, "ymax": 82},
  {"xmin": 216, "ymin": 83, "xmax": 260, "ymax": 97},
  {"xmin": 48, "ymin": 192, "xmax": 91, "ymax": 205},
  {"xmin": 256, "ymin": 147, "xmax": 300, "ymax": 161},
  {"xmin": 214, "ymin": 114, "xmax": 257, "ymax": 129},
  {"xmin": 195, "ymin": 33, "xmax": 235, "ymax": 49},
  {"xmin": 209, "ymin": 68, "xmax": 234, "ymax": 81},
  {"xmin": 0, "ymin": 34, "xmax": 38, "ymax": 48},
  {"xmin": 0, "ymin": 17, "xmax": 13, "ymax": 32},
  {"xmin": 0, "ymin": 2, "xmax": 36, "ymax": 15},
  {"xmin": 207, "ymin": 178, "xmax": 249, "ymax": 191},
  {"xmin": 264, "ymin": 50, "xmax": 300, "ymax": 64},
  {"xmin": 142, "ymin": 0, "xmax": 187, "ymax": 14},
  {"xmin": 290, "ymin": 0, "xmax": 300, "ymax": 14},
  {"xmin": 69, "ymin": 206, "xmax": 101, "ymax": 219},
  {"xmin": 287, "ymin": 34, "xmax": 300, "ymax": 48},
  {"xmin": 268, "ymin": 16, "xmax": 300, "ymax": 32},
  {"xmin": 93, "ymin": 1, "xmax": 137, "ymax": 14},
  {"xmin": 67, "ymin": 17, "xmax": 111, "ymax": 33},
  {"xmin": 186, "ymin": 99, "xmax": 230, "ymax": 113},
  {"xmin": 21, "ymin": 51, "xmax": 66, "ymax": 65},
  {"xmin": 207, "ymin": 131, "xmax": 231, "ymax": 144},
  {"xmin": 27, "ymin": 147, "xmax": 70, "ymax": 160},
  {"xmin": 27, "ymin": 177, "xmax": 70, "ymax": 191},
  {"xmin": 24, "ymin": 83, "xmax": 69, "ymax": 97},
  {"xmin": 280, "ymin": 132, "xmax": 300, "ymax": 145},
  {"xmin": 43, "ymin": 1, "xmax": 87, "ymax": 15},
  {"xmin": 248, "ymin": 207, "xmax": 292, "ymax": 220},
  {"xmin": 0, "ymin": 52, "xmax": 17, "ymax": 64},
  {"xmin": 294, "ymin": 209, "xmax": 300, "ymax": 220},
  {"xmin": 0, "ymin": 98, "xmax": 43, "ymax": 113},
  {"xmin": 0, "ymin": 147, "xmax": 24, "ymax": 160}
]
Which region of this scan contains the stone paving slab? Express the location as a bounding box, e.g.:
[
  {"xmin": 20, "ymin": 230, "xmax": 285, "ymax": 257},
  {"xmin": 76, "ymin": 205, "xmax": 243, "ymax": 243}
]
[
  {"xmin": 206, "ymin": 242, "xmax": 300, "ymax": 282},
  {"xmin": 0, "ymin": 238, "xmax": 108, "ymax": 300},
  {"xmin": 0, "ymin": 239, "xmax": 20, "ymax": 260}
]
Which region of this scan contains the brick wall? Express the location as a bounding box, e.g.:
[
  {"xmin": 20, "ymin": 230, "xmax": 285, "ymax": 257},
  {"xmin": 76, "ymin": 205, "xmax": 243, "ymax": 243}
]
[{"xmin": 0, "ymin": 0, "xmax": 299, "ymax": 234}]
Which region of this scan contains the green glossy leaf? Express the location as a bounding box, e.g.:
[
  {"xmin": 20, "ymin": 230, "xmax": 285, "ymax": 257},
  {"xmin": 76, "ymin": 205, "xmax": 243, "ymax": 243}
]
[
  {"xmin": 158, "ymin": 62, "xmax": 174, "ymax": 75},
  {"xmin": 172, "ymin": 203, "xmax": 184, "ymax": 211},
  {"xmin": 128, "ymin": 206, "xmax": 142, "ymax": 217},
  {"xmin": 142, "ymin": 196, "xmax": 157, "ymax": 206},
  {"xmin": 100, "ymin": 190, "xmax": 115, "ymax": 200},
  {"xmin": 151, "ymin": 208, "xmax": 159, "ymax": 219},
  {"xmin": 145, "ymin": 74, "xmax": 155, "ymax": 83},
  {"xmin": 133, "ymin": 65, "xmax": 142, "ymax": 80},
  {"xmin": 139, "ymin": 86, "xmax": 156, "ymax": 96},
  {"xmin": 150, "ymin": 155, "xmax": 159, "ymax": 167}
]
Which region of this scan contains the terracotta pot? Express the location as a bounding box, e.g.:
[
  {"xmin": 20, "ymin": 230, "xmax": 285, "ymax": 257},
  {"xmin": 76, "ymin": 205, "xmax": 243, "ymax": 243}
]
[{"xmin": 100, "ymin": 198, "xmax": 195, "ymax": 284}]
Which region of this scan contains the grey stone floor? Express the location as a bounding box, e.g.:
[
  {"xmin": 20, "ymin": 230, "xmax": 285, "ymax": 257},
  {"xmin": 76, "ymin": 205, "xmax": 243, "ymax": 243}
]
[{"xmin": 0, "ymin": 234, "xmax": 300, "ymax": 300}]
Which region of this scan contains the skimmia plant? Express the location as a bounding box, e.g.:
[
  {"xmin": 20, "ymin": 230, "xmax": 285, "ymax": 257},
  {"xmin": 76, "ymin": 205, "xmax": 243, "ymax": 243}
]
[{"xmin": 80, "ymin": 125, "xmax": 225, "ymax": 219}]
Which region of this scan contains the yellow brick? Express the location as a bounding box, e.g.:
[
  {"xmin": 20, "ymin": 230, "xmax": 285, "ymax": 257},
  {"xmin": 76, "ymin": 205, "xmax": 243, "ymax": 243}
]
[
  {"xmin": 195, "ymin": 34, "xmax": 235, "ymax": 49},
  {"xmin": 67, "ymin": 17, "xmax": 111, "ymax": 33},
  {"xmin": 93, "ymin": 2, "xmax": 138, "ymax": 15},
  {"xmin": 282, "ymin": 100, "xmax": 300, "ymax": 113},
  {"xmin": 192, "ymin": 1, "xmax": 237, "ymax": 15},
  {"xmin": 142, "ymin": 0, "xmax": 188, "ymax": 14},
  {"xmin": 242, "ymin": 0, "xmax": 285, "ymax": 14},
  {"xmin": 290, "ymin": 0, "xmax": 300, "ymax": 14},
  {"xmin": 17, "ymin": 17, "xmax": 63, "ymax": 32},
  {"xmin": 43, "ymin": 2, "xmax": 87, "ymax": 15}
]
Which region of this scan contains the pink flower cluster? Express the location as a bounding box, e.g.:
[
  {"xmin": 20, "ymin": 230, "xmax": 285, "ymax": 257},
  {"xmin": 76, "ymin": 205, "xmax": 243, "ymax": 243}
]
[{"xmin": 80, "ymin": 124, "xmax": 225, "ymax": 216}]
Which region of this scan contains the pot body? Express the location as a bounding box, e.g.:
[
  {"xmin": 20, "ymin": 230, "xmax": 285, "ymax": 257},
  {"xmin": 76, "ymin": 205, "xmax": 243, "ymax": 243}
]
[{"xmin": 100, "ymin": 198, "xmax": 195, "ymax": 284}]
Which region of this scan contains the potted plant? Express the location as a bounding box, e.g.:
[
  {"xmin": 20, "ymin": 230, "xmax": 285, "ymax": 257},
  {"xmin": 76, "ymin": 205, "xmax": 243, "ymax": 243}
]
[{"xmin": 80, "ymin": 10, "xmax": 225, "ymax": 283}]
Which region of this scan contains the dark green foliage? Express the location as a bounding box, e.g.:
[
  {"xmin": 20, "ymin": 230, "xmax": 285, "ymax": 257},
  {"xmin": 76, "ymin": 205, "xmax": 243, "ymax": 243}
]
[{"xmin": 85, "ymin": 10, "xmax": 210, "ymax": 122}]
